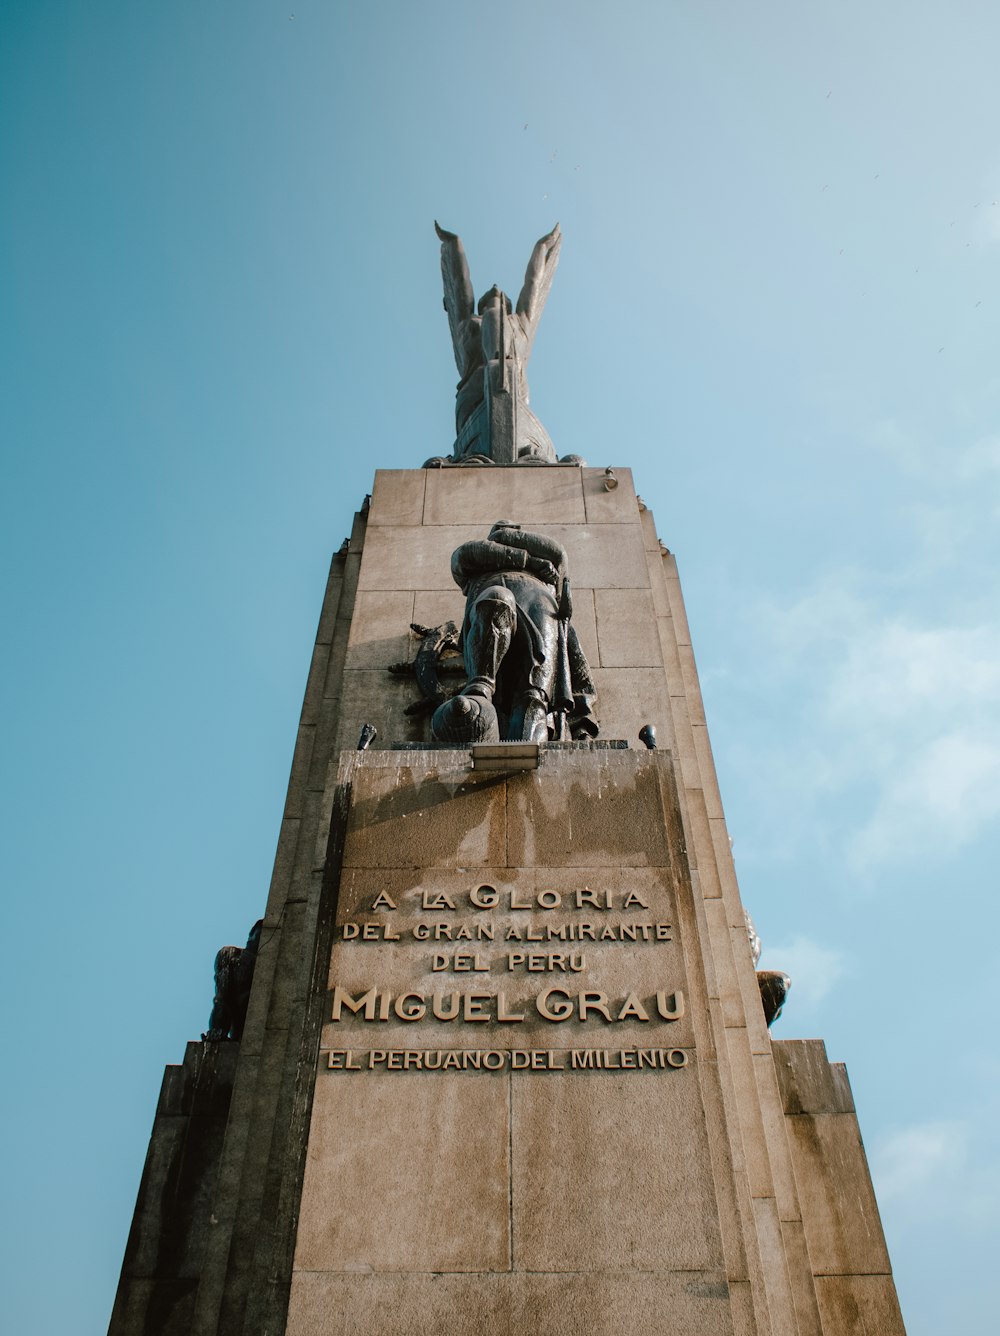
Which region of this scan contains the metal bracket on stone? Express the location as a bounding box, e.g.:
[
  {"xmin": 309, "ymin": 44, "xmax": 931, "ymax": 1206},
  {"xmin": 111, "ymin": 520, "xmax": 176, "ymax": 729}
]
[
  {"xmin": 387, "ymin": 621, "xmax": 465, "ymax": 716},
  {"xmin": 471, "ymin": 742, "xmax": 540, "ymax": 772}
]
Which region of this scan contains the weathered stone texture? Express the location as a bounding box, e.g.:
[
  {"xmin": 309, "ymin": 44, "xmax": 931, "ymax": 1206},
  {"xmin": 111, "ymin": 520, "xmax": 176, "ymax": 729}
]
[
  {"xmin": 109, "ymin": 1043, "xmax": 239, "ymax": 1336},
  {"xmin": 112, "ymin": 468, "xmax": 902, "ymax": 1336},
  {"xmin": 774, "ymin": 1040, "xmax": 905, "ymax": 1333}
]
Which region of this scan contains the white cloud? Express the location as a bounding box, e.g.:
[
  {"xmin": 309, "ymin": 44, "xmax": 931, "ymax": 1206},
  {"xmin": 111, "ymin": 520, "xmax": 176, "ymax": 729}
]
[
  {"xmin": 872, "ymin": 1120, "xmax": 967, "ymax": 1202},
  {"xmin": 753, "ymin": 583, "xmax": 1000, "ymax": 869},
  {"xmin": 758, "ymin": 934, "xmax": 845, "ymax": 1008},
  {"xmin": 850, "ymin": 729, "xmax": 1000, "ymax": 867},
  {"xmin": 957, "ymin": 434, "xmax": 1000, "ymax": 479},
  {"xmin": 866, "ymin": 420, "xmax": 1000, "ymax": 487}
]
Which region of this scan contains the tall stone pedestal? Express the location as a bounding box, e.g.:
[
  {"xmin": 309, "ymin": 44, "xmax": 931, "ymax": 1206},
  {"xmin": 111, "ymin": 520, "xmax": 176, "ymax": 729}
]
[{"xmin": 111, "ymin": 467, "xmax": 904, "ymax": 1335}]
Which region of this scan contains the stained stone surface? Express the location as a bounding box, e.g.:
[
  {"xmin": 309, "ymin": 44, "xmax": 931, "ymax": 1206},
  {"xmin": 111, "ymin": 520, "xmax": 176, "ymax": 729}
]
[
  {"xmin": 112, "ymin": 465, "xmax": 905, "ymax": 1336},
  {"xmin": 289, "ymin": 749, "xmax": 732, "ymax": 1335}
]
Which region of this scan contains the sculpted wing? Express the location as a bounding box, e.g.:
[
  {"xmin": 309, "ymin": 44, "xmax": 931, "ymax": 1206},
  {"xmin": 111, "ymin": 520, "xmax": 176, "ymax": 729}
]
[
  {"xmin": 435, "ymin": 222, "xmax": 475, "ymax": 375},
  {"xmin": 515, "ymin": 223, "xmax": 562, "ymax": 352}
]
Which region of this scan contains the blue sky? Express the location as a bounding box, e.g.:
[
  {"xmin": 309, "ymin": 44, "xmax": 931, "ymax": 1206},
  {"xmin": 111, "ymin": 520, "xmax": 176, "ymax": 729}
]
[{"xmin": 2, "ymin": 2, "xmax": 999, "ymax": 1331}]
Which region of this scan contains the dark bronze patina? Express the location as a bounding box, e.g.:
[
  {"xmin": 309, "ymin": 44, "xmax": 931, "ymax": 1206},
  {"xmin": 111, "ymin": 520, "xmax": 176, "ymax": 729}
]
[
  {"xmin": 431, "ymin": 522, "xmax": 598, "ymax": 744},
  {"xmin": 203, "ymin": 919, "xmax": 262, "ymax": 1042}
]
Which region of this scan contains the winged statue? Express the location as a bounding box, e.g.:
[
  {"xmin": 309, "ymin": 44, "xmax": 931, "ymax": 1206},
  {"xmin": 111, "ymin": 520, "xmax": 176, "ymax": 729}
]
[{"xmin": 431, "ymin": 223, "xmax": 574, "ymax": 466}]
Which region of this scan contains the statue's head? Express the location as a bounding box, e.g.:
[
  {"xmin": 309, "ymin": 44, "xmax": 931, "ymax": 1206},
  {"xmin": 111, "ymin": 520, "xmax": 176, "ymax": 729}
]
[
  {"xmin": 489, "ymin": 521, "xmax": 521, "ymax": 539},
  {"xmin": 478, "ymin": 285, "xmax": 512, "ymax": 315}
]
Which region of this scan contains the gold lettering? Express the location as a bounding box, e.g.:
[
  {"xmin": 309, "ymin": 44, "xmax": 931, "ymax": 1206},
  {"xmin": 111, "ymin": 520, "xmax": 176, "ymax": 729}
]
[
  {"xmin": 421, "ymin": 891, "xmax": 456, "ymax": 909},
  {"xmin": 537, "ymin": 888, "xmax": 561, "ymax": 909},
  {"xmin": 432, "ymin": 992, "xmax": 460, "ymax": 1021},
  {"xmin": 656, "ymin": 990, "xmax": 686, "ymax": 1021},
  {"xmin": 655, "ymin": 924, "xmax": 672, "ymax": 941},
  {"xmin": 579, "ymin": 991, "xmax": 613, "ymax": 1022},
  {"xmin": 463, "ymin": 992, "xmax": 491, "ymax": 1022},
  {"xmin": 331, "ymin": 986, "xmax": 377, "ymax": 1021},
  {"xmin": 370, "ymin": 891, "xmax": 397, "ymax": 910},
  {"xmin": 537, "ymin": 987, "xmax": 573, "ymax": 1022},
  {"xmin": 623, "ymin": 890, "xmax": 649, "ymax": 908},
  {"xmin": 394, "ymin": 993, "xmax": 426, "ymax": 1021},
  {"xmin": 470, "ymin": 883, "xmax": 499, "ymax": 908},
  {"xmin": 431, "ymin": 954, "xmax": 448, "ymax": 972},
  {"xmin": 341, "ymin": 923, "xmax": 359, "ymax": 939},
  {"xmin": 617, "ymin": 992, "xmax": 651, "ymax": 1022},
  {"xmin": 496, "ymin": 992, "xmax": 524, "ymax": 1023}
]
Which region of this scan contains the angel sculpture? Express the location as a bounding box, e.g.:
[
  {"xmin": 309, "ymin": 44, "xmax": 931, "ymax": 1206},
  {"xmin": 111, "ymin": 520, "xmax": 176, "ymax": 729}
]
[{"xmin": 432, "ymin": 222, "xmax": 576, "ymax": 466}]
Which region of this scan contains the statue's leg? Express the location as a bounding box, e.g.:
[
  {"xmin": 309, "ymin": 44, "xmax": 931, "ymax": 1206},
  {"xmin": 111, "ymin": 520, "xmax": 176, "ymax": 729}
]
[
  {"xmin": 507, "ymin": 687, "xmax": 549, "ymax": 743},
  {"xmin": 462, "ymin": 586, "xmax": 516, "ymax": 700}
]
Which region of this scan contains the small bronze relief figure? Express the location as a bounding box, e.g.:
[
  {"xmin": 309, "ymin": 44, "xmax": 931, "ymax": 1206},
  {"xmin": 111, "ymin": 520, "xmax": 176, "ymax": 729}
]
[
  {"xmin": 431, "ymin": 521, "xmax": 598, "ymax": 745},
  {"xmin": 388, "ymin": 621, "xmax": 465, "ymax": 717},
  {"xmin": 745, "ymin": 908, "xmax": 792, "ymax": 1028},
  {"xmin": 203, "ymin": 919, "xmax": 263, "ymax": 1042}
]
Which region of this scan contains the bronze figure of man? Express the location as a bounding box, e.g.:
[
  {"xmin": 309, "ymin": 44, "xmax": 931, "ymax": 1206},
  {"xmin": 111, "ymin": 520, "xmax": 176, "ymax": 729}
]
[{"xmin": 431, "ymin": 522, "xmax": 598, "ymax": 744}]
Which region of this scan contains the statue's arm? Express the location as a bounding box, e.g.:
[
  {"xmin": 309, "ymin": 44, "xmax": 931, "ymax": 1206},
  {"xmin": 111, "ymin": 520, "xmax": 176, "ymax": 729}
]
[
  {"xmin": 491, "ymin": 526, "xmax": 568, "ymax": 573},
  {"xmin": 515, "ymin": 223, "xmax": 562, "ymax": 345},
  {"xmin": 435, "ymin": 222, "xmax": 476, "ymax": 375},
  {"xmin": 452, "ymin": 538, "xmax": 532, "ymax": 586}
]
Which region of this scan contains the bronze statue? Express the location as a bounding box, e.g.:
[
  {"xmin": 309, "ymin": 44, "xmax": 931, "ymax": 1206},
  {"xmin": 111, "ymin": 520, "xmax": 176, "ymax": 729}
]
[
  {"xmin": 203, "ymin": 919, "xmax": 262, "ymax": 1042},
  {"xmin": 744, "ymin": 909, "xmax": 791, "ymax": 1029},
  {"xmin": 434, "ymin": 223, "xmax": 564, "ymax": 464},
  {"xmin": 431, "ymin": 522, "xmax": 598, "ymax": 744}
]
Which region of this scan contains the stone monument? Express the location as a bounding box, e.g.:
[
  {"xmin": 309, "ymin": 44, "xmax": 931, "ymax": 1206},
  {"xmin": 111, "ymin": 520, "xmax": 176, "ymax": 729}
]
[{"xmin": 110, "ymin": 227, "xmax": 906, "ymax": 1336}]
